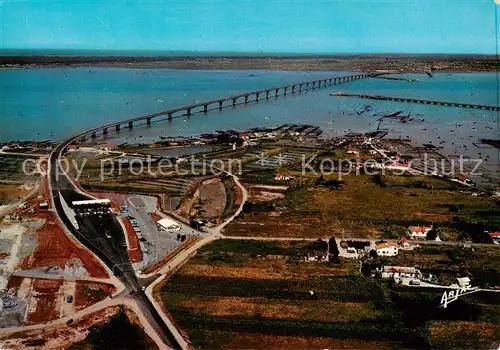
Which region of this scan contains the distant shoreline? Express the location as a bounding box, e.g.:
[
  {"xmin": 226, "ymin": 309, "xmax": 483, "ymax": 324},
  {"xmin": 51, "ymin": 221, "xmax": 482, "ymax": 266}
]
[{"xmin": 1, "ymin": 54, "xmax": 498, "ymax": 72}]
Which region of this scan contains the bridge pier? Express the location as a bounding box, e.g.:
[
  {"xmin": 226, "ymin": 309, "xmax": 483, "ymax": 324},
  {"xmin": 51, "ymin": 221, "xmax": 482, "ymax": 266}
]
[{"xmin": 86, "ymin": 75, "xmax": 373, "ymax": 137}]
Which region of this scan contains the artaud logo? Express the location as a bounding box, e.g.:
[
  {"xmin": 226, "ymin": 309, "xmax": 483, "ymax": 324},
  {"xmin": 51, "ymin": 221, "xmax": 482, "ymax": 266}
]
[{"xmin": 439, "ymin": 286, "xmax": 480, "ymax": 308}]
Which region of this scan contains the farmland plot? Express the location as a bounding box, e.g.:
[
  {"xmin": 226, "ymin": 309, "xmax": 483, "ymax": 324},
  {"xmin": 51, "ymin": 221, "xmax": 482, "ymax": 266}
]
[{"xmin": 160, "ymin": 239, "xmax": 500, "ymax": 349}]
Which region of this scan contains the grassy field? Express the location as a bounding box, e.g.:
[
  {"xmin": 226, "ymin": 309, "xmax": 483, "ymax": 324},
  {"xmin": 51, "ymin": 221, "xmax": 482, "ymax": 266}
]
[
  {"xmin": 428, "ymin": 321, "xmax": 500, "ymax": 349},
  {"xmin": 160, "ymin": 240, "xmax": 500, "ymax": 349},
  {"xmin": 224, "ymin": 174, "xmax": 499, "ymax": 240}
]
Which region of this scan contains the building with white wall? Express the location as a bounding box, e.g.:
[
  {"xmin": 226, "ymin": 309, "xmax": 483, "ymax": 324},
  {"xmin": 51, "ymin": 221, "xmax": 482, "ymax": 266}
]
[
  {"xmin": 157, "ymin": 217, "xmax": 181, "ymax": 232},
  {"xmin": 376, "ymin": 240, "xmax": 399, "ymax": 256}
]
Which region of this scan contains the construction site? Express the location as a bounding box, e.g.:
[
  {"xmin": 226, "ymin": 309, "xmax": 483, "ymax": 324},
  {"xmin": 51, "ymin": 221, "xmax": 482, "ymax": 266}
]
[{"xmin": 0, "ymin": 178, "xmax": 112, "ymax": 328}]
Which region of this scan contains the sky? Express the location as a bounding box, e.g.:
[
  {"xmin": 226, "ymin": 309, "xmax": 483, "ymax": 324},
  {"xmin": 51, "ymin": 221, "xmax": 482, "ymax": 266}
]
[{"xmin": 0, "ymin": 0, "xmax": 499, "ymax": 54}]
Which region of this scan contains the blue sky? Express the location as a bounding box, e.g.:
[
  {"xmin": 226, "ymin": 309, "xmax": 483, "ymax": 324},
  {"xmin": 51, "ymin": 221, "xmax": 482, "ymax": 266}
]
[{"xmin": 1, "ymin": 0, "xmax": 498, "ymax": 54}]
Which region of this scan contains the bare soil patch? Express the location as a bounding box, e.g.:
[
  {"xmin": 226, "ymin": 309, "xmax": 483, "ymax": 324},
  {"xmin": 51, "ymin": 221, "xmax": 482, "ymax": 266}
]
[
  {"xmin": 182, "ymin": 258, "xmax": 358, "ymax": 280},
  {"xmin": 170, "ymin": 296, "xmax": 380, "ymax": 322},
  {"xmin": 199, "ymin": 179, "xmax": 226, "ymax": 218},
  {"xmin": 222, "ymin": 332, "xmax": 400, "ymax": 349},
  {"xmin": 20, "ymin": 211, "xmax": 108, "ymax": 278},
  {"xmin": 74, "ymin": 281, "xmax": 114, "ymax": 310},
  {"xmin": 123, "ymin": 218, "xmax": 143, "ymax": 263},
  {"xmin": 27, "ymin": 279, "xmax": 63, "ymax": 323}
]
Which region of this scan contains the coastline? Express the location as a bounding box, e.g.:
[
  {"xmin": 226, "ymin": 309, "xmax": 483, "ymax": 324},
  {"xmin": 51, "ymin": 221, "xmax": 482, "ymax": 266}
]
[{"xmin": 1, "ymin": 55, "xmax": 498, "ymax": 72}]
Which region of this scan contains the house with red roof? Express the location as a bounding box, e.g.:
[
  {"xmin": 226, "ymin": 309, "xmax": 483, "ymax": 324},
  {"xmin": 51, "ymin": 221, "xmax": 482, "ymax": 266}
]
[
  {"xmin": 489, "ymin": 231, "xmax": 500, "ymax": 243},
  {"xmin": 346, "ymin": 146, "xmax": 360, "ymax": 155},
  {"xmin": 99, "ymin": 143, "xmax": 115, "ymax": 151},
  {"xmin": 376, "ymin": 240, "xmax": 399, "ymax": 257},
  {"xmin": 407, "ymin": 225, "xmax": 433, "ymax": 240},
  {"xmin": 399, "ymin": 237, "xmax": 411, "ymax": 250}
]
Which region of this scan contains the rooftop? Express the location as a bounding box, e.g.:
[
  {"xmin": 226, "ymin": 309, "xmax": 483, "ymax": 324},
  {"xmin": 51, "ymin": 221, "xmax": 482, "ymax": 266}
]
[
  {"xmin": 408, "ymin": 225, "xmax": 432, "ymax": 233},
  {"xmin": 376, "ymin": 240, "xmax": 398, "ymax": 249}
]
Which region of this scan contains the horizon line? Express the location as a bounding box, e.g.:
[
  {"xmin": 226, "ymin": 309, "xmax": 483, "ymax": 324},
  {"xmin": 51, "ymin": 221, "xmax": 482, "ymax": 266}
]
[{"xmin": 0, "ymin": 48, "xmax": 498, "ymax": 57}]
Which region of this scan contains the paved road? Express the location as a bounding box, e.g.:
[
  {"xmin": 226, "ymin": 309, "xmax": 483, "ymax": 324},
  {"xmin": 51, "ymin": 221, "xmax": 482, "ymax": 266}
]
[
  {"xmin": 48, "ymin": 142, "xmax": 179, "ymax": 349},
  {"xmin": 9, "ymin": 270, "xmax": 115, "ymax": 284},
  {"xmin": 0, "ymin": 294, "xmax": 168, "ymax": 349}
]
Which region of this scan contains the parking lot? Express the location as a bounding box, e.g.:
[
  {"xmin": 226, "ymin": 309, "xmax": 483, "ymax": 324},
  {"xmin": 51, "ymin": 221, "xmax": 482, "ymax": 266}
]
[
  {"xmin": 73, "ymin": 205, "xmax": 111, "ymax": 218},
  {"xmin": 123, "ymin": 195, "xmax": 198, "ymax": 272}
]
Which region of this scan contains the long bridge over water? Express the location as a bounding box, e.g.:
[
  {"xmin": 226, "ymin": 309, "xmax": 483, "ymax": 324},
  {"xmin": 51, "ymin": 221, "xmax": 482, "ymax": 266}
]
[
  {"xmin": 80, "ymin": 73, "xmax": 369, "ymax": 141},
  {"xmin": 330, "ymin": 93, "xmax": 500, "ymax": 111}
]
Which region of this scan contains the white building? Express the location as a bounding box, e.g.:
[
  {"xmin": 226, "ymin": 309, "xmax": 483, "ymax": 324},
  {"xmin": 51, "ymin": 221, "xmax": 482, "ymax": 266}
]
[
  {"xmin": 379, "ymin": 266, "xmax": 423, "ymax": 280},
  {"xmin": 407, "ymin": 225, "xmax": 433, "ymax": 240},
  {"xmin": 457, "ymin": 277, "xmax": 471, "ymax": 288},
  {"xmin": 157, "ymin": 217, "xmax": 181, "ymax": 232},
  {"xmin": 376, "ymin": 240, "xmax": 399, "ymax": 257},
  {"xmin": 303, "ymin": 252, "xmax": 328, "ymax": 262}
]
